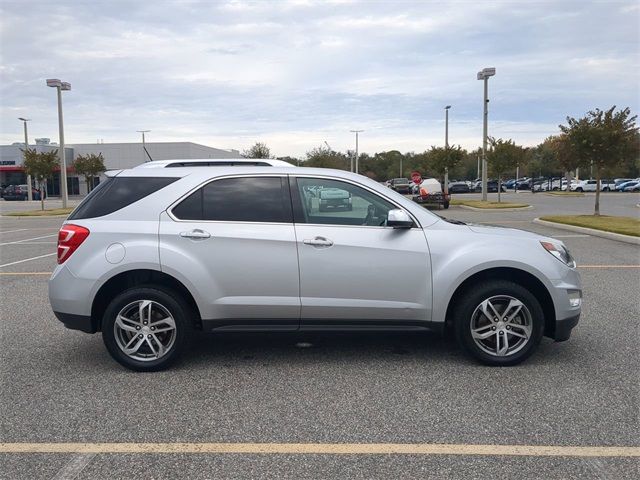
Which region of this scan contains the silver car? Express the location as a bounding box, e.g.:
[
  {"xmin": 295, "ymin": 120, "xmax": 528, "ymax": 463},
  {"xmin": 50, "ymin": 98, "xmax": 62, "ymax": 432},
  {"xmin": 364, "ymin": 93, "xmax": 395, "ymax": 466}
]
[{"xmin": 49, "ymin": 167, "xmax": 581, "ymax": 371}]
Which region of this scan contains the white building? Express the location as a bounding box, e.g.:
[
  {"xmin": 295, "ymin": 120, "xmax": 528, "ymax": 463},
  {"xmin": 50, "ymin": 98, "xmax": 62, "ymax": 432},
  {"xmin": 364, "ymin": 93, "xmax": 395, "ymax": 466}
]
[{"xmin": 0, "ymin": 141, "xmax": 241, "ymax": 196}]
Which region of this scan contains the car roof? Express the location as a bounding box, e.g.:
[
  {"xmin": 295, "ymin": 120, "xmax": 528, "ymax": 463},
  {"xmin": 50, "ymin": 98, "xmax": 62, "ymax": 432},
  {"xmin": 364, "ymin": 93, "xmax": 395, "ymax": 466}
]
[{"xmin": 133, "ymin": 158, "xmax": 295, "ymax": 168}]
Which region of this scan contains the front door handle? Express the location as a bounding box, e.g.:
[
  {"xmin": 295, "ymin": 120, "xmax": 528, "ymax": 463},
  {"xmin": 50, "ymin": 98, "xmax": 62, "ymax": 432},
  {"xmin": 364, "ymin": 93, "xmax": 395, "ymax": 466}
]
[
  {"xmin": 303, "ymin": 236, "xmax": 333, "ymax": 247},
  {"xmin": 180, "ymin": 229, "xmax": 211, "ymax": 239}
]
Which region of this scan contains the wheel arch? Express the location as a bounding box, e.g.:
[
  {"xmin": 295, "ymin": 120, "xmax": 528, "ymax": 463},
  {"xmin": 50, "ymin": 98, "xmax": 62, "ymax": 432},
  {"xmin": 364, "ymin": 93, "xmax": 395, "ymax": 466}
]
[
  {"xmin": 91, "ymin": 269, "xmax": 202, "ymax": 332},
  {"xmin": 444, "ymin": 267, "xmax": 556, "ymax": 338}
]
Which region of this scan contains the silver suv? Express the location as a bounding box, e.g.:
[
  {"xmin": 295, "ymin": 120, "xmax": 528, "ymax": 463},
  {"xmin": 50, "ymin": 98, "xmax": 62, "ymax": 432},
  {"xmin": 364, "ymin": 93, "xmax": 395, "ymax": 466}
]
[{"xmin": 49, "ymin": 167, "xmax": 581, "ymax": 371}]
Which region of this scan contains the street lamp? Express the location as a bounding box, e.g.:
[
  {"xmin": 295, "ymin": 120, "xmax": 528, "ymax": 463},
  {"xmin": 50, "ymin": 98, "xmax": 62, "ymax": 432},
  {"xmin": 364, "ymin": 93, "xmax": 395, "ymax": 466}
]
[
  {"xmin": 444, "ymin": 106, "xmax": 451, "ymax": 195},
  {"xmin": 350, "ymin": 130, "xmax": 364, "ymax": 174},
  {"xmin": 46, "ymin": 79, "xmax": 71, "ymax": 208},
  {"xmin": 477, "ymin": 67, "xmax": 495, "ymax": 201},
  {"xmin": 18, "ymin": 117, "xmax": 33, "ymax": 201}
]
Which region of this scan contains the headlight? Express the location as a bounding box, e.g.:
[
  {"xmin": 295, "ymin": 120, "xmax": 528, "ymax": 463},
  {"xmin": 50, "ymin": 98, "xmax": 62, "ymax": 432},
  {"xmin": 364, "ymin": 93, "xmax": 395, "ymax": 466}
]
[{"xmin": 540, "ymin": 241, "xmax": 576, "ymax": 268}]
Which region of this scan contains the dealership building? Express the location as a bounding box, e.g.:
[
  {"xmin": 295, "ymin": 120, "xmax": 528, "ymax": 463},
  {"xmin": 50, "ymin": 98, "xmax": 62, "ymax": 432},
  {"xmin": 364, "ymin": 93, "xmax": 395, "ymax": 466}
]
[{"xmin": 0, "ymin": 140, "xmax": 241, "ymax": 196}]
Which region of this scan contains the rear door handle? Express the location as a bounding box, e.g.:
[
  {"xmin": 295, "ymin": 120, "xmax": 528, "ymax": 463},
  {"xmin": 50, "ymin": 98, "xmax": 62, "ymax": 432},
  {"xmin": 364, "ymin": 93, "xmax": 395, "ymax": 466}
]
[
  {"xmin": 180, "ymin": 229, "xmax": 211, "ymax": 239},
  {"xmin": 303, "ymin": 236, "xmax": 333, "ymax": 247}
]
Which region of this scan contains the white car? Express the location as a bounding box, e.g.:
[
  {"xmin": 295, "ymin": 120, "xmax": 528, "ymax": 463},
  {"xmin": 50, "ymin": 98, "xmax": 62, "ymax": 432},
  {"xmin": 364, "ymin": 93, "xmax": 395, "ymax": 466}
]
[{"xmin": 570, "ymin": 179, "xmax": 616, "ymax": 192}]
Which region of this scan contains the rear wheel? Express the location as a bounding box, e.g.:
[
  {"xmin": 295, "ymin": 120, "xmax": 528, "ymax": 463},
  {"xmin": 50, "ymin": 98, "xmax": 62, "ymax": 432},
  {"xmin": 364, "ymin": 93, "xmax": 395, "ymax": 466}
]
[
  {"xmin": 102, "ymin": 287, "xmax": 191, "ymax": 371},
  {"xmin": 453, "ymin": 280, "xmax": 544, "ymax": 366},
  {"xmin": 576, "ymin": 187, "xmax": 583, "ymax": 192}
]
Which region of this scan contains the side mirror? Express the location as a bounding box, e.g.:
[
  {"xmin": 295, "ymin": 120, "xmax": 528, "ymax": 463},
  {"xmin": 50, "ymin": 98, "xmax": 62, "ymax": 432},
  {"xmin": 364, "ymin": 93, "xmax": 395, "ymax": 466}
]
[{"xmin": 387, "ymin": 209, "xmax": 413, "ymax": 228}]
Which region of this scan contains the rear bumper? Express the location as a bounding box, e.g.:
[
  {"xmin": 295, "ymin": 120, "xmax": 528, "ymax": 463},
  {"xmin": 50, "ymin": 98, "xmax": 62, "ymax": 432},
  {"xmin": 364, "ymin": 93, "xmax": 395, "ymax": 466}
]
[{"xmin": 53, "ymin": 311, "xmax": 98, "ymax": 334}]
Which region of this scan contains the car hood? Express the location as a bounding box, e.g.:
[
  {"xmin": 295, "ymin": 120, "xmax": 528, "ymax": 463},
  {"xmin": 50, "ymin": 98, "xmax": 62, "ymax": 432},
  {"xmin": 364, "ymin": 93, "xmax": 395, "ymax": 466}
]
[{"xmin": 466, "ymin": 224, "xmax": 546, "ymax": 240}]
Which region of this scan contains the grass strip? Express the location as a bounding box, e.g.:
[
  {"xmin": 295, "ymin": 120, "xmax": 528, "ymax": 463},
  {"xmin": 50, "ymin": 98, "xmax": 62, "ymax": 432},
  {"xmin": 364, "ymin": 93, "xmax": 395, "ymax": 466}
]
[
  {"xmin": 540, "ymin": 215, "xmax": 640, "ymax": 237},
  {"xmin": 450, "ymin": 199, "xmax": 529, "ymax": 209},
  {"xmin": 4, "ymin": 208, "xmax": 74, "ymax": 217}
]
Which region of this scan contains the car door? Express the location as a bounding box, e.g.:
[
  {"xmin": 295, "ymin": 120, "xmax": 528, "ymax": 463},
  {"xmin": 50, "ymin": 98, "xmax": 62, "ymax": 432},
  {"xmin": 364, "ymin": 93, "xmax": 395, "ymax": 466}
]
[
  {"xmin": 159, "ymin": 175, "xmax": 300, "ymax": 330},
  {"xmin": 290, "ymin": 175, "xmax": 432, "ymax": 326}
]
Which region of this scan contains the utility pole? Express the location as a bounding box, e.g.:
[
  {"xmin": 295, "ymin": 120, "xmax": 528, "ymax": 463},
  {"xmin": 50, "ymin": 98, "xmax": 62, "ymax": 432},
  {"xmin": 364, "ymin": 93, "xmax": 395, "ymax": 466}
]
[
  {"xmin": 477, "ymin": 67, "xmax": 495, "ymax": 202},
  {"xmin": 18, "ymin": 118, "xmax": 32, "ymax": 201},
  {"xmin": 350, "ymin": 130, "xmax": 363, "ymax": 174},
  {"xmin": 46, "ymin": 79, "xmax": 71, "ymax": 208},
  {"xmin": 444, "ymin": 106, "xmax": 451, "ymax": 195}
]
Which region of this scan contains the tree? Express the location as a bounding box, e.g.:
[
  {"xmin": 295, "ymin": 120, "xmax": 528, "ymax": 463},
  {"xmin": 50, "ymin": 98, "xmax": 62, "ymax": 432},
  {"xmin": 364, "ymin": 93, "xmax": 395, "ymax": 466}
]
[
  {"xmin": 242, "ymin": 142, "xmax": 272, "ymax": 159},
  {"xmin": 303, "ymin": 145, "xmax": 349, "ymax": 170},
  {"xmin": 73, "ymin": 153, "xmax": 106, "ymax": 192},
  {"xmin": 22, "ymin": 148, "xmax": 58, "ymax": 210},
  {"xmin": 559, "ymin": 106, "xmax": 639, "ymax": 215},
  {"xmin": 425, "ymin": 146, "xmax": 465, "ymax": 192},
  {"xmin": 487, "ymin": 139, "xmax": 526, "ymax": 202}
]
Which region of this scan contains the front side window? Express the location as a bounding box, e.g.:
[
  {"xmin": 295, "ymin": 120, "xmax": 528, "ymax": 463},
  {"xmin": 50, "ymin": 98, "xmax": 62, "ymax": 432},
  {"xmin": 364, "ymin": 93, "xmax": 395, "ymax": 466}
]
[
  {"xmin": 172, "ymin": 176, "xmax": 291, "ymax": 223},
  {"xmin": 295, "ymin": 177, "xmax": 396, "ymax": 226}
]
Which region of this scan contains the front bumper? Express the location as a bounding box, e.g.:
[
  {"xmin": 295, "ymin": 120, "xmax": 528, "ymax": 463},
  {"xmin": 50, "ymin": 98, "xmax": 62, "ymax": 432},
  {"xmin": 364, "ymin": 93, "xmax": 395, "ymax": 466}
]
[{"xmin": 553, "ymin": 313, "xmax": 580, "ymax": 342}]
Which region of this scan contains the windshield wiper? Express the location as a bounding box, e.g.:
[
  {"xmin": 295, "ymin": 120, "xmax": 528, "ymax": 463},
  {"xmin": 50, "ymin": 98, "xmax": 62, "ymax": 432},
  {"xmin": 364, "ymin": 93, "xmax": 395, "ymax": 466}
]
[{"xmin": 437, "ymin": 215, "xmax": 466, "ymax": 225}]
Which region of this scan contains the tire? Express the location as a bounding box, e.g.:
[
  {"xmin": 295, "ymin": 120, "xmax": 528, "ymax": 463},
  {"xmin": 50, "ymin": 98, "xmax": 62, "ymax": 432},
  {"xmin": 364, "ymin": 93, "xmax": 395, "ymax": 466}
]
[
  {"xmin": 602, "ymin": 187, "xmax": 609, "ymax": 192},
  {"xmin": 576, "ymin": 187, "xmax": 583, "ymax": 192},
  {"xmin": 102, "ymin": 286, "xmax": 192, "ymax": 371},
  {"xmin": 443, "ymin": 201, "xmax": 450, "ymax": 209},
  {"xmin": 453, "ymin": 280, "xmax": 544, "ymax": 366}
]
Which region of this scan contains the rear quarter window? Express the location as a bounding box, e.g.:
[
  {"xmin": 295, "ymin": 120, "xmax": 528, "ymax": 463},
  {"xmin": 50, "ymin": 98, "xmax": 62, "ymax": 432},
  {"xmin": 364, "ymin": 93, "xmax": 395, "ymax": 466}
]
[{"xmin": 68, "ymin": 177, "xmax": 178, "ymax": 219}]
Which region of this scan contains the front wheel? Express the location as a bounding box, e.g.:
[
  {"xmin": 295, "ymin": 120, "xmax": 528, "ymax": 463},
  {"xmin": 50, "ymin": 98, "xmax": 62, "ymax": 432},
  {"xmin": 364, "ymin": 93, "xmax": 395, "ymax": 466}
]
[
  {"xmin": 102, "ymin": 287, "xmax": 191, "ymax": 371},
  {"xmin": 453, "ymin": 280, "xmax": 544, "ymax": 366}
]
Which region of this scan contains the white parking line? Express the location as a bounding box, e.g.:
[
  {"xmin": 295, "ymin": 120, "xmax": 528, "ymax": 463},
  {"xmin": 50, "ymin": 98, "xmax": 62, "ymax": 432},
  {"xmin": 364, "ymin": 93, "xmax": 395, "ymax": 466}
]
[
  {"xmin": 0, "ymin": 253, "xmax": 56, "ymax": 268},
  {"xmin": 0, "ymin": 234, "xmax": 57, "ymax": 246},
  {"xmin": 552, "ymin": 234, "xmax": 591, "ymax": 238},
  {"xmin": 0, "ymin": 229, "xmax": 28, "ymax": 234}
]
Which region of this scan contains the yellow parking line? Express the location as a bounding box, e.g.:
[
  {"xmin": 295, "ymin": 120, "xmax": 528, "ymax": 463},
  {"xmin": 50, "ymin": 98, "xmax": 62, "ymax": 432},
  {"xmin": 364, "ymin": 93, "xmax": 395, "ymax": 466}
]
[
  {"xmin": 0, "ymin": 272, "xmax": 52, "ymax": 275},
  {"xmin": 0, "ymin": 442, "xmax": 638, "ymax": 457},
  {"xmin": 578, "ymin": 265, "xmax": 640, "ymax": 268}
]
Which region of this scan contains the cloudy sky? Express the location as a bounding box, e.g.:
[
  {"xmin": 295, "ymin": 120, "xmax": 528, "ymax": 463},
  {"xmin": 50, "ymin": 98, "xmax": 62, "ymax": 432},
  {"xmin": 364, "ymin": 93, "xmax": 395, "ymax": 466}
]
[{"xmin": 1, "ymin": 0, "xmax": 638, "ymax": 157}]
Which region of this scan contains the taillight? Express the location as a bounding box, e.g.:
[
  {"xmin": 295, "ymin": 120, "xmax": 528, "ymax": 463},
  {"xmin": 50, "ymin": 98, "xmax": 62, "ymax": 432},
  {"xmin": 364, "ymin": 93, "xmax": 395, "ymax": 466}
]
[{"xmin": 57, "ymin": 224, "xmax": 90, "ymax": 264}]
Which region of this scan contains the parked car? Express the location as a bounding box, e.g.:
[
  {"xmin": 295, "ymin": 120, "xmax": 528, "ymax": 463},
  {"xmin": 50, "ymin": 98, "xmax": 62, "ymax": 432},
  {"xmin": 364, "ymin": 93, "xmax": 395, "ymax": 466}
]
[
  {"xmin": 448, "ymin": 181, "xmax": 470, "ymax": 193},
  {"xmin": 570, "ymin": 179, "xmax": 616, "ymax": 192},
  {"xmin": 49, "ymin": 167, "xmax": 581, "ymax": 371},
  {"xmin": 622, "ymin": 181, "xmax": 639, "ymax": 192},
  {"xmin": 318, "ymin": 187, "xmax": 352, "ymax": 212},
  {"xmin": 474, "ymin": 180, "xmax": 506, "ymax": 193},
  {"xmin": 2, "ymin": 184, "xmax": 45, "ymax": 201},
  {"xmin": 387, "ymin": 177, "xmax": 412, "ymax": 194},
  {"xmin": 615, "ymin": 179, "xmax": 640, "ymax": 191}
]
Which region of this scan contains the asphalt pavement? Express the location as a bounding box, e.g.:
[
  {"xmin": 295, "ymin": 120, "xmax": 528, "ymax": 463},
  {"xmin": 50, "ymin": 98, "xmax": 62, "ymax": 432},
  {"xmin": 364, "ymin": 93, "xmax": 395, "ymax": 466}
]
[{"xmin": 0, "ymin": 192, "xmax": 638, "ymax": 479}]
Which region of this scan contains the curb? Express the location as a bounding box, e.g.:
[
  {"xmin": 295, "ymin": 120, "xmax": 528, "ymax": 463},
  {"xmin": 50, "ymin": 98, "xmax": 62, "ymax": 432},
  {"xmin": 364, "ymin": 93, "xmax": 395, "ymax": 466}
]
[
  {"xmin": 533, "ymin": 218, "xmax": 640, "ymax": 245},
  {"xmin": 455, "ymin": 205, "xmax": 533, "ymax": 212}
]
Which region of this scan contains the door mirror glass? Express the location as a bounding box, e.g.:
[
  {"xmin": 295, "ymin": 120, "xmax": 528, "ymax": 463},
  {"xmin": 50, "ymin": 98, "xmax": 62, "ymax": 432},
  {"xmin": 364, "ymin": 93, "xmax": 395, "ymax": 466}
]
[{"xmin": 387, "ymin": 209, "xmax": 413, "ymax": 228}]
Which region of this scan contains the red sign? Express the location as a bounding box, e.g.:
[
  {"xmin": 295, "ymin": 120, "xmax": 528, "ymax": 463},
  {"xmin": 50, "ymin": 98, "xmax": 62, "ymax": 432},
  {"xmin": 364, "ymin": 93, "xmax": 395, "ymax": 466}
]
[{"xmin": 411, "ymin": 170, "xmax": 422, "ymax": 184}]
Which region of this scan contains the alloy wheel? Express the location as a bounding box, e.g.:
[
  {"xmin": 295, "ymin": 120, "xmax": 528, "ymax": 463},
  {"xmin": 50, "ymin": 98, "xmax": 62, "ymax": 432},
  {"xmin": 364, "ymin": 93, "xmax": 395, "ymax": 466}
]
[
  {"xmin": 469, "ymin": 295, "xmax": 533, "ymax": 357},
  {"xmin": 113, "ymin": 300, "xmax": 177, "ymax": 361}
]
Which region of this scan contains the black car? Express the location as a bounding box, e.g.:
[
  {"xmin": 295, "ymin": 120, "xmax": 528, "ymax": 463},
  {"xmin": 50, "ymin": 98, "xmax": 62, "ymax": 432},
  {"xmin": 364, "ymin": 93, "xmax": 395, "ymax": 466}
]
[
  {"xmin": 474, "ymin": 180, "xmax": 506, "ymax": 193},
  {"xmin": 448, "ymin": 181, "xmax": 470, "ymax": 193},
  {"xmin": 2, "ymin": 184, "xmax": 45, "ymax": 201}
]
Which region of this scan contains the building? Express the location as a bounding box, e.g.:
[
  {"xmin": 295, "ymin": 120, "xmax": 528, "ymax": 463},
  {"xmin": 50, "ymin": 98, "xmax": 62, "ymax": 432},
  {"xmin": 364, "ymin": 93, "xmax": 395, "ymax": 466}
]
[{"xmin": 0, "ymin": 141, "xmax": 241, "ymax": 196}]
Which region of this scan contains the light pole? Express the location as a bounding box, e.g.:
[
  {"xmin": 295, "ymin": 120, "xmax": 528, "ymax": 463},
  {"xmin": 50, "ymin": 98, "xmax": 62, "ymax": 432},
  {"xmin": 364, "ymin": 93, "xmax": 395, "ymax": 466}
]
[
  {"xmin": 350, "ymin": 130, "xmax": 363, "ymax": 174},
  {"xmin": 46, "ymin": 79, "xmax": 71, "ymax": 208},
  {"xmin": 137, "ymin": 130, "xmax": 151, "ymax": 162},
  {"xmin": 477, "ymin": 67, "xmax": 495, "ymax": 201},
  {"xmin": 18, "ymin": 118, "xmax": 33, "ymax": 201},
  {"xmin": 444, "ymin": 106, "xmax": 451, "ymax": 195}
]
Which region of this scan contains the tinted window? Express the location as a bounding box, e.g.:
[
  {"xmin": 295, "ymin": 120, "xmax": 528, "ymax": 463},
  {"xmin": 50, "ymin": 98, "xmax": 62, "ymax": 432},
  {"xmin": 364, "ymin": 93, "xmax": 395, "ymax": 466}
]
[
  {"xmin": 172, "ymin": 177, "xmax": 291, "ymax": 223},
  {"xmin": 295, "ymin": 177, "xmax": 396, "ymax": 226},
  {"xmin": 69, "ymin": 177, "xmax": 178, "ymax": 219}
]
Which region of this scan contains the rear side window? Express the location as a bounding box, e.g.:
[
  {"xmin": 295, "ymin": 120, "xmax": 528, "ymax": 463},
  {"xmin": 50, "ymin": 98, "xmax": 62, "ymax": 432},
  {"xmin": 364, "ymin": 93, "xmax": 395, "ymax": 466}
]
[
  {"xmin": 172, "ymin": 176, "xmax": 291, "ymax": 223},
  {"xmin": 69, "ymin": 177, "xmax": 178, "ymax": 219}
]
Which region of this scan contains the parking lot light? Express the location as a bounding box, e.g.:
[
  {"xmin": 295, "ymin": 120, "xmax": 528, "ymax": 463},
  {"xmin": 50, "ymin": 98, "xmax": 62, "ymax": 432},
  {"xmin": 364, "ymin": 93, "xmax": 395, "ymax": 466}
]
[
  {"xmin": 444, "ymin": 106, "xmax": 451, "ymax": 196},
  {"xmin": 477, "ymin": 67, "xmax": 496, "ymax": 202},
  {"xmin": 18, "ymin": 117, "xmax": 33, "ymax": 201},
  {"xmin": 46, "ymin": 78, "xmax": 71, "ymax": 208}
]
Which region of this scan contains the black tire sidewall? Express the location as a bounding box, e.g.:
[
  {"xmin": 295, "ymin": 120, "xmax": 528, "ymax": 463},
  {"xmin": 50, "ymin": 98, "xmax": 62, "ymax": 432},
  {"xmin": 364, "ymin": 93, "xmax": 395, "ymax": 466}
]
[
  {"xmin": 102, "ymin": 287, "xmax": 190, "ymax": 371},
  {"xmin": 454, "ymin": 280, "xmax": 544, "ymax": 366}
]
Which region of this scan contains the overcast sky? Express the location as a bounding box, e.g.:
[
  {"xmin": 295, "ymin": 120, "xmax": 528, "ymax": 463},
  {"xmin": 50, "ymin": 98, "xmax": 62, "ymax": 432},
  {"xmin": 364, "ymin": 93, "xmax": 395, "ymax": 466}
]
[{"xmin": 1, "ymin": 0, "xmax": 638, "ymax": 157}]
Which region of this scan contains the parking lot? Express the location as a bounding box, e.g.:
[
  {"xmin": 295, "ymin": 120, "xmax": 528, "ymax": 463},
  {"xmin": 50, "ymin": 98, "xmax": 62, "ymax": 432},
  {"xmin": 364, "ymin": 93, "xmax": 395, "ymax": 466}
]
[{"xmin": 1, "ymin": 192, "xmax": 639, "ymax": 479}]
